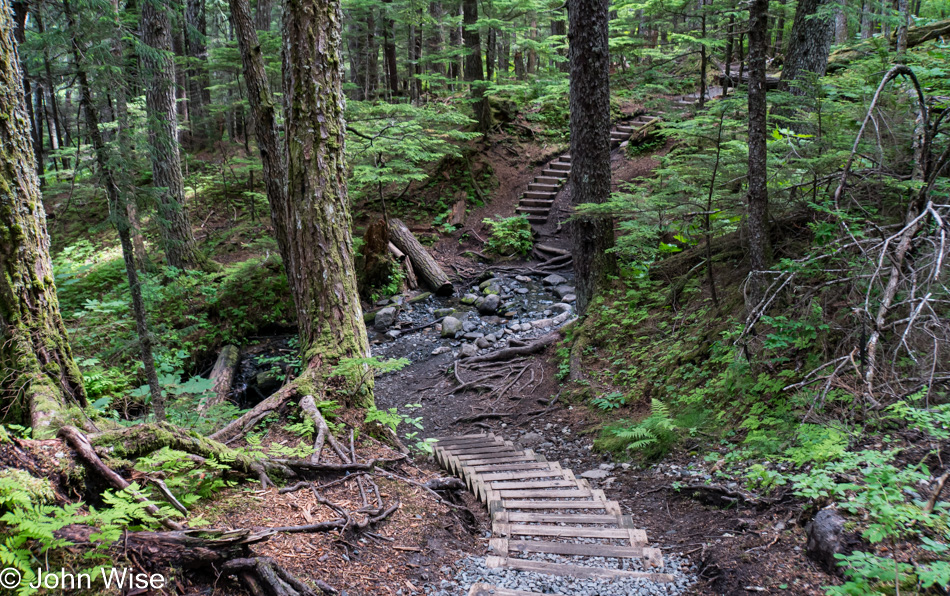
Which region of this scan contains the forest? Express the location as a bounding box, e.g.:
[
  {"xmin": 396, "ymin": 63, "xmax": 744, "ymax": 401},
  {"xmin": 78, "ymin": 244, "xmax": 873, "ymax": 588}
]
[{"xmin": 0, "ymin": 0, "xmax": 949, "ymax": 592}]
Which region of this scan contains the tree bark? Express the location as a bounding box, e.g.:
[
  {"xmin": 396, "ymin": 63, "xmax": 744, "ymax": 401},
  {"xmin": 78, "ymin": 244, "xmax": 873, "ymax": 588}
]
[
  {"xmin": 0, "ymin": 7, "xmax": 87, "ymax": 436},
  {"xmin": 896, "ymin": 0, "xmax": 909, "ymax": 55},
  {"xmin": 139, "ymin": 0, "xmax": 211, "ymax": 271},
  {"xmin": 746, "ymin": 0, "xmax": 771, "ymax": 310},
  {"xmin": 463, "ymin": 0, "xmax": 490, "ymax": 131},
  {"xmin": 780, "ymin": 0, "xmax": 835, "ymax": 95},
  {"xmin": 383, "ymin": 0, "xmax": 399, "ymax": 98},
  {"xmin": 835, "ymin": 0, "xmax": 848, "ymax": 44},
  {"xmin": 567, "ymin": 0, "xmax": 616, "ymax": 315},
  {"xmin": 281, "ymin": 0, "xmax": 373, "ymax": 407},
  {"xmin": 185, "ymin": 0, "xmax": 213, "ymax": 144},
  {"xmin": 387, "ymin": 218, "xmax": 453, "ymax": 295},
  {"xmin": 64, "ymin": 0, "xmax": 165, "ymax": 421},
  {"xmin": 255, "ymin": 0, "xmax": 272, "ymax": 31},
  {"xmin": 200, "ymin": 344, "xmax": 240, "ymax": 412}
]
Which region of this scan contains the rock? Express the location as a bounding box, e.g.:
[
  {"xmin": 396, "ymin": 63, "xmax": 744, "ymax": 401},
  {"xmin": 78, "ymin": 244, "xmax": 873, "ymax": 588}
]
[
  {"xmin": 459, "ymin": 343, "xmax": 478, "ymax": 358},
  {"xmin": 375, "ymin": 298, "xmax": 390, "ymax": 306},
  {"xmin": 434, "ymin": 307, "xmax": 456, "ymax": 318},
  {"xmin": 550, "ymin": 303, "xmax": 572, "ymax": 314},
  {"xmin": 463, "ymin": 332, "xmax": 484, "ymax": 340},
  {"xmin": 482, "ymin": 283, "xmax": 501, "ymax": 295},
  {"xmin": 515, "ymin": 287, "xmax": 529, "ymax": 294},
  {"xmin": 441, "ymin": 316, "xmax": 463, "ymax": 337},
  {"xmin": 542, "ymin": 274, "xmax": 567, "ymax": 286},
  {"xmin": 478, "ymin": 294, "xmax": 501, "ymax": 314},
  {"xmin": 462, "ymin": 321, "xmax": 477, "ymax": 333},
  {"xmin": 374, "ymin": 307, "xmax": 397, "ymax": 330},
  {"xmin": 431, "ymin": 346, "xmax": 451, "ymax": 355},
  {"xmin": 563, "ymin": 294, "xmax": 576, "ymax": 303},
  {"xmin": 553, "ymin": 285, "xmax": 575, "ymax": 298},
  {"xmin": 515, "ymin": 275, "xmax": 532, "ymax": 283},
  {"xmin": 390, "ymin": 295, "xmax": 405, "ymax": 305},
  {"xmin": 475, "ymin": 337, "xmax": 491, "ymax": 349},
  {"xmin": 460, "ymin": 293, "xmax": 478, "ymax": 305},
  {"xmin": 385, "ymin": 330, "xmax": 401, "ymax": 339},
  {"xmin": 477, "ymin": 270, "xmax": 496, "ymax": 282},
  {"xmin": 521, "ymin": 432, "xmax": 543, "ymax": 446},
  {"xmin": 479, "ymin": 277, "xmax": 502, "ymax": 289},
  {"xmin": 580, "ymin": 469, "xmax": 610, "ymax": 480},
  {"xmin": 531, "ymin": 318, "xmax": 553, "ymax": 328},
  {"xmin": 485, "ymin": 333, "xmax": 498, "ymax": 342},
  {"xmin": 256, "ymin": 369, "xmax": 282, "ymax": 395},
  {"xmin": 599, "ymin": 463, "xmax": 616, "ymax": 471},
  {"xmin": 806, "ymin": 509, "xmax": 863, "ymax": 575},
  {"xmin": 503, "ymin": 311, "xmax": 517, "ymax": 318},
  {"xmin": 552, "ymin": 312, "xmax": 571, "ymax": 325}
]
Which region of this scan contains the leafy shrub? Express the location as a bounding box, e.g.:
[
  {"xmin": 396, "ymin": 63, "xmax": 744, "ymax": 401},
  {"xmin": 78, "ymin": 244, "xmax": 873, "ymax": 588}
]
[
  {"xmin": 600, "ymin": 399, "xmax": 678, "ymax": 460},
  {"xmin": 483, "ymin": 215, "xmax": 534, "ymax": 257}
]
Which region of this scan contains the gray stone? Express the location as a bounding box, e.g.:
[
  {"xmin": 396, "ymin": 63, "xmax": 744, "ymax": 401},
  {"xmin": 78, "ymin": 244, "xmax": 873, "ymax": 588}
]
[
  {"xmin": 462, "ymin": 321, "xmax": 477, "ymax": 333},
  {"xmin": 459, "ymin": 343, "xmax": 478, "ymax": 358},
  {"xmin": 542, "ymin": 274, "xmax": 567, "ymax": 286},
  {"xmin": 463, "ymin": 332, "xmax": 484, "ymax": 340},
  {"xmin": 531, "ymin": 318, "xmax": 553, "ymax": 328},
  {"xmin": 385, "ymin": 330, "xmax": 401, "ymax": 339},
  {"xmin": 482, "ymin": 283, "xmax": 501, "ymax": 295},
  {"xmin": 563, "ymin": 294, "xmax": 577, "ymax": 303},
  {"xmin": 373, "ymin": 307, "xmax": 397, "ymax": 329},
  {"xmin": 550, "ymin": 303, "xmax": 572, "ymax": 314},
  {"xmin": 434, "ymin": 307, "xmax": 456, "ymax": 318},
  {"xmin": 515, "ymin": 275, "xmax": 532, "ymax": 283},
  {"xmin": 478, "ymin": 294, "xmax": 501, "ymax": 314},
  {"xmin": 375, "ymin": 298, "xmax": 390, "ymax": 306},
  {"xmin": 806, "ymin": 509, "xmax": 863, "ymax": 575},
  {"xmin": 441, "ymin": 316, "xmax": 463, "ymax": 337},
  {"xmin": 515, "ymin": 287, "xmax": 529, "ymax": 294},
  {"xmin": 521, "ymin": 432, "xmax": 543, "ymax": 446},
  {"xmin": 460, "ymin": 293, "xmax": 478, "ymax": 305},
  {"xmin": 431, "ymin": 346, "xmax": 451, "ymax": 355},
  {"xmin": 553, "ymin": 285, "xmax": 576, "ymax": 298},
  {"xmin": 479, "ymin": 277, "xmax": 502, "ymax": 290},
  {"xmin": 475, "ymin": 337, "xmax": 491, "ymax": 349},
  {"xmin": 580, "ymin": 469, "xmax": 610, "ymax": 480}
]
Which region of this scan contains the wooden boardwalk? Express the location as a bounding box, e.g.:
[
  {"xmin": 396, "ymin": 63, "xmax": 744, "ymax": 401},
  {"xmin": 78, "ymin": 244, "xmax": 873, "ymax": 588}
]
[{"xmin": 433, "ymin": 433, "xmax": 674, "ymax": 596}]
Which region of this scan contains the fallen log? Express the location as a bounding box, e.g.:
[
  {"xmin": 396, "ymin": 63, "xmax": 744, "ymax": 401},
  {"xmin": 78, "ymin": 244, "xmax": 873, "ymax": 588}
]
[
  {"xmin": 388, "ymin": 218, "xmax": 453, "ymax": 295},
  {"xmin": 199, "ymin": 344, "xmax": 240, "ymax": 412},
  {"xmin": 827, "ymin": 18, "xmax": 950, "ymax": 72}
]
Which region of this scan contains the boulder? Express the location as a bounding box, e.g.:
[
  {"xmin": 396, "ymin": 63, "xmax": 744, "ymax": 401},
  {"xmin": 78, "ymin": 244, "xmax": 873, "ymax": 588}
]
[
  {"xmin": 521, "ymin": 432, "xmax": 543, "ymax": 446},
  {"xmin": 434, "ymin": 308, "xmax": 456, "ymax": 318},
  {"xmin": 475, "ymin": 337, "xmax": 491, "ymax": 349},
  {"xmin": 460, "ymin": 293, "xmax": 478, "ymax": 305},
  {"xmin": 553, "ymin": 285, "xmax": 575, "ymax": 299},
  {"xmin": 479, "ymin": 277, "xmax": 502, "ymax": 289},
  {"xmin": 459, "ymin": 343, "xmax": 478, "ymax": 358},
  {"xmin": 542, "ymin": 274, "xmax": 567, "ymax": 286},
  {"xmin": 562, "ymin": 294, "xmax": 576, "ymax": 303},
  {"xmin": 580, "ymin": 469, "xmax": 610, "ymax": 480},
  {"xmin": 373, "ymin": 307, "xmax": 397, "ymax": 330},
  {"xmin": 482, "ymin": 283, "xmax": 501, "ymax": 295},
  {"xmin": 478, "ymin": 294, "xmax": 501, "ymax": 314},
  {"xmin": 806, "ymin": 509, "xmax": 863, "ymax": 575},
  {"xmin": 550, "ymin": 303, "xmax": 572, "ymax": 314},
  {"xmin": 441, "ymin": 316, "xmax": 463, "ymax": 337}
]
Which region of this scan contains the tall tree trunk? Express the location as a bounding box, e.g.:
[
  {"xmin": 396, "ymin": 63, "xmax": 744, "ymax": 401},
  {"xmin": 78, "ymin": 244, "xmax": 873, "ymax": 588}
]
[
  {"xmin": 498, "ymin": 30, "xmax": 510, "ymax": 77},
  {"xmin": 724, "ymin": 14, "xmax": 735, "ymax": 94},
  {"xmin": 861, "ymin": 0, "xmax": 872, "ymax": 37},
  {"xmin": 568, "ymin": 0, "xmax": 616, "ymax": 315},
  {"xmin": 462, "ymin": 0, "xmax": 489, "ymax": 131},
  {"xmin": 428, "ymin": 1, "xmax": 445, "ymax": 83},
  {"xmin": 551, "ymin": 12, "xmax": 567, "ymax": 72},
  {"xmin": 139, "ymin": 0, "xmax": 212, "ymax": 271},
  {"xmin": 747, "ymin": 0, "xmax": 771, "ymax": 310},
  {"xmin": 12, "ymin": 1, "xmax": 41, "ymax": 180},
  {"xmin": 0, "ymin": 6, "xmax": 87, "ymax": 435},
  {"xmin": 185, "ymin": 0, "xmax": 212, "ymax": 144},
  {"xmin": 780, "ymin": 0, "xmax": 835, "ymax": 95},
  {"xmin": 63, "ymin": 0, "xmax": 164, "ymax": 421},
  {"xmin": 364, "ymin": 7, "xmax": 378, "ymax": 100},
  {"xmin": 383, "ymin": 0, "xmax": 399, "ymax": 99},
  {"xmin": 228, "ymin": 0, "xmax": 285, "ymax": 234},
  {"xmin": 772, "ymin": 0, "xmax": 785, "ymax": 55},
  {"xmin": 835, "ymin": 0, "xmax": 849, "ymax": 44},
  {"xmin": 255, "ymin": 0, "xmax": 271, "ymax": 31},
  {"xmin": 896, "ymin": 0, "xmax": 909, "ymax": 55},
  {"xmin": 281, "ymin": 0, "xmax": 372, "ymax": 406},
  {"xmin": 37, "ymin": 10, "xmax": 68, "ymax": 170}
]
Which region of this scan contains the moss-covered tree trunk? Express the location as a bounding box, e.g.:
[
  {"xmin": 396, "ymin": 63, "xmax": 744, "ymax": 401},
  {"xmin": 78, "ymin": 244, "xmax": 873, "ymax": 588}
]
[
  {"xmin": 139, "ymin": 0, "xmax": 212, "ymax": 271},
  {"xmin": 280, "ymin": 0, "xmax": 372, "ymax": 407},
  {"xmin": 567, "ymin": 0, "xmax": 617, "ymax": 314},
  {"xmin": 0, "ymin": 8, "xmax": 86, "ymax": 436}
]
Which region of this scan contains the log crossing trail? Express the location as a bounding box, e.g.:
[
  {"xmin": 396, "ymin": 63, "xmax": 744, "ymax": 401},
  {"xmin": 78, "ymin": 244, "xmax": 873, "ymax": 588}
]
[{"xmin": 433, "ymin": 433, "xmax": 675, "ymax": 596}]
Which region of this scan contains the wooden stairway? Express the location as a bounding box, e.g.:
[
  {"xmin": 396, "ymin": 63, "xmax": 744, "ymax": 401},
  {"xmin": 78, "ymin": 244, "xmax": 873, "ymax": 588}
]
[
  {"xmin": 433, "ymin": 433, "xmax": 674, "ymax": 596},
  {"xmin": 515, "ymin": 115, "xmax": 661, "ymax": 227}
]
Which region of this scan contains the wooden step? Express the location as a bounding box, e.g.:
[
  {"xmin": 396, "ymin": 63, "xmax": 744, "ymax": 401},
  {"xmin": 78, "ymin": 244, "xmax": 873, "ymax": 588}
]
[
  {"xmin": 468, "ymin": 584, "xmax": 559, "ymax": 596},
  {"xmin": 468, "ymin": 462, "xmax": 552, "ymax": 473},
  {"xmin": 526, "ymin": 216, "xmax": 548, "ymax": 223},
  {"xmin": 519, "ymin": 199, "xmax": 554, "ymax": 208},
  {"xmin": 523, "ymin": 190, "xmax": 557, "ymax": 200},
  {"xmin": 486, "ymin": 479, "xmax": 580, "ymax": 490},
  {"xmin": 540, "ymin": 168, "xmax": 568, "ymax": 178},
  {"xmin": 494, "ymin": 523, "xmax": 646, "ymax": 543},
  {"xmin": 485, "ymin": 556, "xmax": 675, "ymax": 582},
  {"xmin": 502, "ymin": 499, "xmax": 610, "ymax": 510},
  {"xmin": 438, "ymin": 443, "xmax": 510, "ymax": 455},
  {"xmin": 527, "ymin": 183, "xmax": 559, "ymax": 192},
  {"xmin": 534, "ymin": 175, "xmax": 561, "ymax": 185},
  {"xmin": 549, "ymin": 162, "xmax": 571, "ymax": 171},
  {"xmin": 480, "ymin": 468, "xmax": 568, "ymax": 481},
  {"xmin": 615, "ymin": 125, "xmax": 635, "ymax": 133},
  {"xmin": 504, "ymin": 512, "xmax": 623, "ymax": 524},
  {"xmin": 500, "ymin": 539, "xmax": 664, "ymax": 565},
  {"xmin": 516, "ymin": 207, "xmax": 552, "ymax": 215}
]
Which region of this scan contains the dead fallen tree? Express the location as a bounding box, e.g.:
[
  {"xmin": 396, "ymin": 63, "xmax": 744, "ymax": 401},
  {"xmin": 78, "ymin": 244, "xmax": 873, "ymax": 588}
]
[
  {"xmin": 199, "ymin": 344, "xmax": 240, "ymax": 412},
  {"xmin": 827, "ymin": 18, "xmax": 950, "ymax": 72},
  {"xmin": 388, "ymin": 218, "xmax": 453, "ymax": 295}
]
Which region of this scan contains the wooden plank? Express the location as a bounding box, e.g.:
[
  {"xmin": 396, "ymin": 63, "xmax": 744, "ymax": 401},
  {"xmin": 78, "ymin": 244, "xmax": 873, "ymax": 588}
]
[
  {"xmin": 496, "ymin": 524, "xmax": 644, "ymax": 542},
  {"xmin": 488, "ymin": 557, "xmax": 675, "ymax": 582},
  {"xmin": 506, "ymin": 540, "xmax": 659, "ymax": 559},
  {"xmin": 486, "ymin": 479, "xmax": 581, "ymax": 490},
  {"xmin": 492, "ymin": 488, "xmax": 593, "ymax": 499},
  {"xmin": 505, "ymin": 512, "xmax": 623, "ymax": 524},
  {"xmin": 434, "ymin": 433, "xmax": 488, "ymax": 441},
  {"xmin": 502, "ymin": 499, "xmax": 610, "ymax": 510},
  {"xmin": 454, "ymin": 450, "xmax": 526, "ymax": 461},
  {"xmin": 439, "ymin": 444, "xmax": 511, "ymax": 455},
  {"xmin": 467, "ymin": 462, "xmax": 553, "ymax": 473},
  {"xmin": 479, "ymin": 467, "xmax": 566, "ymax": 481},
  {"xmin": 461, "ymin": 455, "xmax": 539, "ymax": 467},
  {"xmin": 468, "ymin": 583, "xmax": 557, "ymax": 596}
]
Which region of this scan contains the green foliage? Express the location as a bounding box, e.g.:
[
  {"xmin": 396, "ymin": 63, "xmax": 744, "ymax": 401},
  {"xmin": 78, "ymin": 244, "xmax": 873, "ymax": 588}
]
[
  {"xmin": 601, "ymin": 399, "xmax": 678, "ymax": 460},
  {"xmin": 482, "ymin": 215, "xmax": 534, "ymax": 257}
]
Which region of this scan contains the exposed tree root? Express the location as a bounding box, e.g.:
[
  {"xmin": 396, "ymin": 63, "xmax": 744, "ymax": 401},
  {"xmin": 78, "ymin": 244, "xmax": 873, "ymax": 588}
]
[
  {"xmin": 461, "ymin": 331, "xmax": 560, "ymax": 363},
  {"xmin": 221, "ymin": 557, "xmax": 336, "ymax": 595}
]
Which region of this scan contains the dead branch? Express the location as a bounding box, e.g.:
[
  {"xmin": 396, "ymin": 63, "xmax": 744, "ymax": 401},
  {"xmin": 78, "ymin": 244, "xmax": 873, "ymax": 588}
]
[{"xmin": 461, "ymin": 331, "xmax": 560, "ymax": 363}]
